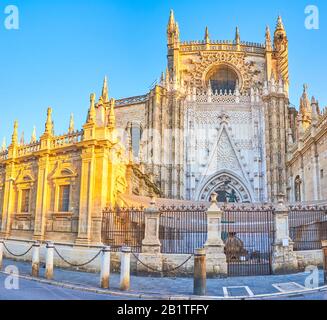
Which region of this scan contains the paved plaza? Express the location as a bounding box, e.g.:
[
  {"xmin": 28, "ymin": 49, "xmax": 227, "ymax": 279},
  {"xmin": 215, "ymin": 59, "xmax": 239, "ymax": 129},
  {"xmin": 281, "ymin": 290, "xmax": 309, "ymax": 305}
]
[{"xmin": 0, "ymin": 258, "xmax": 326, "ymax": 300}]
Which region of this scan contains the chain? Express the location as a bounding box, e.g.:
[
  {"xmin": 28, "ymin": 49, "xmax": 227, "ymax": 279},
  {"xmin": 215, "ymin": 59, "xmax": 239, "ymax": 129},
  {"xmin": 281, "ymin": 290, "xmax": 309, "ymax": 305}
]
[
  {"xmin": 54, "ymin": 247, "xmax": 102, "ymax": 268},
  {"xmin": 132, "ymin": 252, "xmax": 193, "ymax": 275},
  {"xmin": 3, "ymin": 242, "xmax": 34, "ymax": 257}
]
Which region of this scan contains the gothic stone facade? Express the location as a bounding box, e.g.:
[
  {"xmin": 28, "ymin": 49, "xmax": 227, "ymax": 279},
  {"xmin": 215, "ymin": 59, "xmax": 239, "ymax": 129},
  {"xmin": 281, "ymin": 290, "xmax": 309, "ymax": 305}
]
[{"xmin": 112, "ymin": 12, "xmax": 301, "ymax": 203}]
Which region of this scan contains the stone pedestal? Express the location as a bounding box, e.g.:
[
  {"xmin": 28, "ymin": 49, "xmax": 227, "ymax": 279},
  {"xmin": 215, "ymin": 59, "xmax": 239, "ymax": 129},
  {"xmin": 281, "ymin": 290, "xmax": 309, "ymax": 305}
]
[
  {"xmin": 137, "ymin": 199, "xmax": 163, "ymax": 275},
  {"xmin": 271, "ymin": 194, "xmax": 298, "ymax": 274},
  {"xmin": 204, "ymin": 194, "xmax": 228, "ymax": 277}
]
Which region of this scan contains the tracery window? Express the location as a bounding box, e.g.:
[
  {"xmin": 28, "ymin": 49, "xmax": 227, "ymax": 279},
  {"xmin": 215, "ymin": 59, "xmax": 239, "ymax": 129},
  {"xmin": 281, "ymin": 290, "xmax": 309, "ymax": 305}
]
[
  {"xmin": 21, "ymin": 189, "xmax": 30, "ymax": 213},
  {"xmin": 208, "ymin": 66, "xmax": 239, "ymax": 93}
]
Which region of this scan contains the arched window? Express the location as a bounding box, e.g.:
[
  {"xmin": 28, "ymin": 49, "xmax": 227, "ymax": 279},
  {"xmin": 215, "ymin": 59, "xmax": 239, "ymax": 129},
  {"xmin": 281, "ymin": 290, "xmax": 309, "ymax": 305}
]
[
  {"xmin": 128, "ymin": 123, "xmax": 142, "ymax": 158},
  {"xmin": 207, "ymin": 65, "xmax": 239, "ymax": 93},
  {"xmin": 294, "ymin": 176, "xmax": 302, "ymax": 202}
]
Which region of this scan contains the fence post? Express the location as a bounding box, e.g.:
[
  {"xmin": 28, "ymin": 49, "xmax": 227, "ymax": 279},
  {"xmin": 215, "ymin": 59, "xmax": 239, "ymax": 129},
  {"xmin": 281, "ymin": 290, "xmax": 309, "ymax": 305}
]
[
  {"xmin": 137, "ymin": 197, "xmax": 162, "ymax": 275},
  {"xmin": 31, "ymin": 241, "xmax": 40, "ymax": 277},
  {"xmin": 0, "ymin": 240, "xmax": 4, "ymax": 270},
  {"xmin": 272, "ymin": 194, "xmax": 298, "ymax": 274},
  {"xmin": 45, "ymin": 242, "xmax": 54, "ymax": 280},
  {"xmin": 193, "ymin": 248, "xmax": 206, "ymax": 296},
  {"xmin": 322, "ymin": 240, "xmax": 327, "ymax": 285},
  {"xmin": 204, "ymin": 193, "xmax": 227, "ymax": 277},
  {"xmin": 100, "ymin": 246, "xmax": 111, "ymax": 289},
  {"xmin": 120, "ymin": 246, "xmax": 131, "ymax": 291}
]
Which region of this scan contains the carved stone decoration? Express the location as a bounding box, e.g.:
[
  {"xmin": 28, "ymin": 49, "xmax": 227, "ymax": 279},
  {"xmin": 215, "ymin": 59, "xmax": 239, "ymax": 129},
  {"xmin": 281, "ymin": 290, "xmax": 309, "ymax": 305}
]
[{"xmin": 188, "ymin": 52, "xmax": 260, "ymax": 93}]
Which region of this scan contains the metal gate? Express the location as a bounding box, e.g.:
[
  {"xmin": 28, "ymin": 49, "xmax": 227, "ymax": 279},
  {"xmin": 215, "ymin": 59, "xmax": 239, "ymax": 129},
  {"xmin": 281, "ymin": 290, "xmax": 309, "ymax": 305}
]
[
  {"xmin": 102, "ymin": 207, "xmax": 145, "ymax": 253},
  {"xmin": 222, "ymin": 205, "xmax": 275, "ymax": 277}
]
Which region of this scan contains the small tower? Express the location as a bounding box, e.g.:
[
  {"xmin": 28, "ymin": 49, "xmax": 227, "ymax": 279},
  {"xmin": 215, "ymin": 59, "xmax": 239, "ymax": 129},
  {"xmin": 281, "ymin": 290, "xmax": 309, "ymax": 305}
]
[
  {"xmin": 44, "ymin": 107, "xmax": 54, "ymax": 136},
  {"xmin": 274, "ymin": 15, "xmax": 289, "ymax": 93},
  {"xmin": 167, "ymin": 9, "xmax": 179, "ymax": 46},
  {"xmin": 299, "ymin": 84, "xmax": 312, "ymax": 131},
  {"xmin": 11, "ymin": 121, "xmax": 18, "ymax": 146}
]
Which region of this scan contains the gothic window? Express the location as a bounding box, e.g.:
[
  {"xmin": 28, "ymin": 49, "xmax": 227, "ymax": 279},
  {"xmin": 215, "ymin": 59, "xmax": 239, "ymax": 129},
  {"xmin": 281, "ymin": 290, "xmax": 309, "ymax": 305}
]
[
  {"xmin": 208, "ymin": 65, "xmax": 239, "ymax": 93},
  {"xmin": 128, "ymin": 123, "xmax": 142, "ymax": 158},
  {"xmin": 59, "ymin": 185, "xmax": 70, "ymax": 212},
  {"xmin": 21, "ymin": 189, "xmax": 30, "ymax": 213},
  {"xmin": 294, "ymin": 176, "xmax": 302, "ymax": 202}
]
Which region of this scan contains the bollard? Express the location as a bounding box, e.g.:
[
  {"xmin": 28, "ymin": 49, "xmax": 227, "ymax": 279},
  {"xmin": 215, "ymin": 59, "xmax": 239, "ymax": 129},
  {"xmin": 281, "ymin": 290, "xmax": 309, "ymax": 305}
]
[
  {"xmin": 100, "ymin": 246, "xmax": 111, "ymax": 289},
  {"xmin": 193, "ymin": 248, "xmax": 207, "ymax": 296},
  {"xmin": 322, "ymin": 240, "xmax": 327, "ymax": 285},
  {"xmin": 45, "ymin": 242, "xmax": 54, "ymax": 280},
  {"xmin": 31, "ymin": 241, "xmax": 41, "ymax": 277},
  {"xmin": 0, "ymin": 240, "xmax": 4, "ymax": 270},
  {"xmin": 120, "ymin": 246, "xmax": 131, "ymax": 291}
]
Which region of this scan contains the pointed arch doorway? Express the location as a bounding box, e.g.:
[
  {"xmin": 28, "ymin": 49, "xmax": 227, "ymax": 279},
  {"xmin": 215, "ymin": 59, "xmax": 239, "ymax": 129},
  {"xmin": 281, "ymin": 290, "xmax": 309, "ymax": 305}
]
[{"xmin": 197, "ymin": 172, "xmax": 253, "ymax": 203}]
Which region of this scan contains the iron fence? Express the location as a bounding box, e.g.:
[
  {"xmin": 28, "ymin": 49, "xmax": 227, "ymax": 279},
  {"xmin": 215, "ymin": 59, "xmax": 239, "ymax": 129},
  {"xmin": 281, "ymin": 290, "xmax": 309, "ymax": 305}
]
[
  {"xmin": 102, "ymin": 207, "xmax": 145, "ymax": 253},
  {"xmin": 159, "ymin": 205, "xmax": 207, "ymax": 254},
  {"xmin": 289, "ymin": 205, "xmax": 327, "ymax": 251},
  {"xmin": 222, "ymin": 205, "xmax": 275, "ymax": 277}
]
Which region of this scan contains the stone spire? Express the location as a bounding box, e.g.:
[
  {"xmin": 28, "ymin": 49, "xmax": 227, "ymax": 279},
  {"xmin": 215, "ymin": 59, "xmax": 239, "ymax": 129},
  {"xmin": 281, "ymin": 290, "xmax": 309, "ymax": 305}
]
[
  {"xmin": 45, "ymin": 107, "xmax": 53, "ymax": 135},
  {"xmin": 265, "ymin": 25, "xmax": 272, "ymax": 51},
  {"xmin": 102, "ymin": 76, "xmax": 109, "ymax": 103},
  {"xmin": 204, "ymin": 26, "xmax": 210, "ymax": 43},
  {"xmin": 31, "ymin": 126, "xmax": 37, "ymax": 143},
  {"xmin": 68, "ymin": 113, "xmax": 75, "ymax": 134},
  {"xmin": 167, "ymin": 9, "xmax": 179, "ymax": 46},
  {"xmin": 299, "ymin": 84, "xmax": 312, "ymax": 130},
  {"xmin": 235, "ymin": 26, "xmax": 240, "ymax": 44},
  {"xmin": 276, "ymin": 15, "xmax": 285, "ymax": 31},
  {"xmin": 167, "ymin": 9, "xmax": 175, "ymax": 32},
  {"xmin": 20, "ymin": 131, "xmax": 25, "ymax": 146},
  {"xmin": 11, "ymin": 120, "xmax": 18, "ymax": 146}
]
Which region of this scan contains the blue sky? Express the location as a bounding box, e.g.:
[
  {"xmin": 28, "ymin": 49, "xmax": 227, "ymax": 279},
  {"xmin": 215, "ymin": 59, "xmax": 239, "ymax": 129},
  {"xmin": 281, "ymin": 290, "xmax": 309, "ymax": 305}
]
[{"xmin": 0, "ymin": 0, "xmax": 326, "ymax": 143}]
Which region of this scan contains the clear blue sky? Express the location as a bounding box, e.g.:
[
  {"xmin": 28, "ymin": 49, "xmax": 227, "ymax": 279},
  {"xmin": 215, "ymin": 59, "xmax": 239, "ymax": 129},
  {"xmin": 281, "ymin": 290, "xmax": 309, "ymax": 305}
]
[{"xmin": 0, "ymin": 0, "xmax": 326, "ymax": 143}]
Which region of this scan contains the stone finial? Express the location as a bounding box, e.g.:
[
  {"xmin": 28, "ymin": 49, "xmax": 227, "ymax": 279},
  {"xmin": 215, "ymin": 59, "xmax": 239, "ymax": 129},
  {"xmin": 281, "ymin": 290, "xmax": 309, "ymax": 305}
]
[
  {"xmin": 210, "ymin": 192, "xmax": 218, "ymax": 203},
  {"xmin": 277, "ymin": 193, "xmax": 285, "ymax": 205},
  {"xmin": 205, "ymin": 26, "xmax": 210, "ymax": 43},
  {"xmin": 167, "ymin": 9, "xmax": 175, "ymax": 31},
  {"xmin": 68, "ymin": 113, "xmax": 75, "ymax": 134},
  {"xmin": 102, "ymin": 76, "xmax": 109, "ymax": 103},
  {"xmin": 45, "ymin": 107, "xmax": 53, "ymax": 135},
  {"xmin": 31, "ymin": 126, "xmax": 37, "ymax": 143},
  {"xmin": 235, "ymin": 26, "xmax": 240, "ymax": 44},
  {"xmin": 20, "ymin": 131, "xmax": 25, "ymax": 146},
  {"xmin": 265, "ymin": 25, "xmax": 272, "ymax": 50},
  {"xmin": 87, "ymin": 93, "xmax": 96, "ymax": 124},
  {"xmin": 2, "ymin": 137, "xmax": 6, "ymax": 151},
  {"xmin": 11, "ymin": 120, "xmax": 18, "ymax": 146}
]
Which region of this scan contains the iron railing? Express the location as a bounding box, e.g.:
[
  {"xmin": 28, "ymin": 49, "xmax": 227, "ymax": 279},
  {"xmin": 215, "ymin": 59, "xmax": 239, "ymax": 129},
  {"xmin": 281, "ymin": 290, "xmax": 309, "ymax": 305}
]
[
  {"xmin": 289, "ymin": 205, "xmax": 327, "ymax": 251},
  {"xmin": 159, "ymin": 205, "xmax": 207, "ymax": 254},
  {"xmin": 102, "ymin": 207, "xmax": 145, "ymax": 253}
]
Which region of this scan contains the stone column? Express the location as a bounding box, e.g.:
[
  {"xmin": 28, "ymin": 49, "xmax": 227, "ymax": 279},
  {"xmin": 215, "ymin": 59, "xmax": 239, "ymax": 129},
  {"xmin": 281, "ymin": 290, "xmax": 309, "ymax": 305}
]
[
  {"xmin": 271, "ymin": 194, "xmax": 298, "ymax": 274},
  {"xmin": 204, "ymin": 193, "xmax": 227, "ymax": 277},
  {"xmin": 137, "ymin": 198, "xmax": 162, "ymax": 275}
]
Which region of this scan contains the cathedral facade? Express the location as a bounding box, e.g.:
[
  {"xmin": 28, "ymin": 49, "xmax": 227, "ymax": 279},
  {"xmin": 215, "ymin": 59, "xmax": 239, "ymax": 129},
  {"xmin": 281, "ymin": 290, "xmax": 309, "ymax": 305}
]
[{"xmin": 113, "ymin": 12, "xmax": 295, "ymax": 203}]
